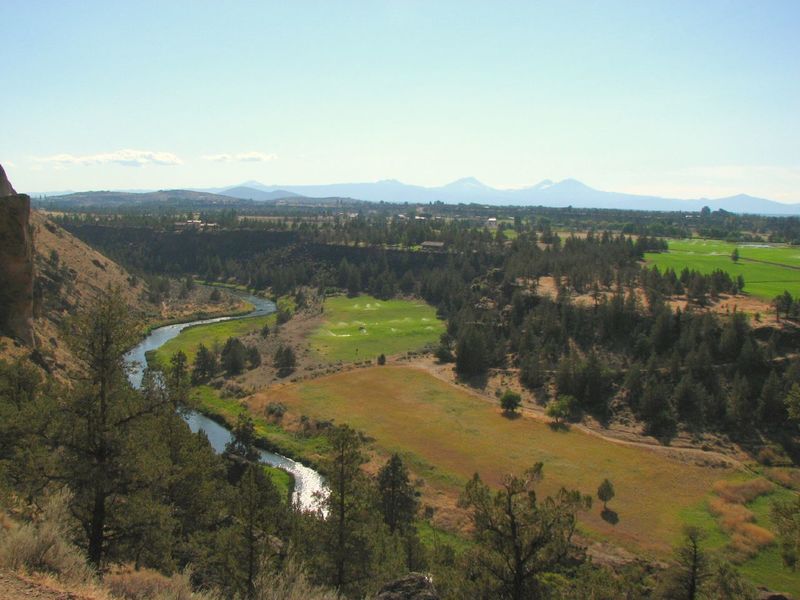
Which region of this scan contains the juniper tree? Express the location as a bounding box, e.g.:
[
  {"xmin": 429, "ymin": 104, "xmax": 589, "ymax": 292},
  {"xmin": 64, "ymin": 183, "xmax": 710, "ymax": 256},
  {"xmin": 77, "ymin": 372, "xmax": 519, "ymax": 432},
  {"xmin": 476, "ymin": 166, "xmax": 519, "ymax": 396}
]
[{"xmin": 458, "ymin": 463, "xmax": 591, "ymax": 600}]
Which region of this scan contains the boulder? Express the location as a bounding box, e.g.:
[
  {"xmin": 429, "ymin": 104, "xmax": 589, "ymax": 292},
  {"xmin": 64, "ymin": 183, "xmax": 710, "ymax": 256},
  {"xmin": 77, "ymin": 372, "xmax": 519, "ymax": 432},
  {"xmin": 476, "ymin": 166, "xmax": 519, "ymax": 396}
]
[
  {"xmin": 0, "ymin": 164, "xmax": 35, "ymax": 346},
  {"xmin": 374, "ymin": 573, "xmax": 439, "ymax": 600}
]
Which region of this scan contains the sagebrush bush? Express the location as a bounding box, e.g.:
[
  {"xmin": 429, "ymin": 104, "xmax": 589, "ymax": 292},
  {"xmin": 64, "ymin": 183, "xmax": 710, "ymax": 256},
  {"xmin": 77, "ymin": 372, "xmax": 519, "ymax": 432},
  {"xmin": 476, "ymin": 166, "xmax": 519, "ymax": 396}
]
[
  {"xmin": 251, "ymin": 557, "xmax": 340, "ymax": 600},
  {"xmin": 105, "ymin": 566, "xmax": 210, "ymax": 600},
  {"xmin": 0, "ymin": 490, "xmax": 94, "ymax": 584},
  {"xmin": 709, "ymin": 479, "xmax": 776, "ymax": 562},
  {"xmin": 712, "ymin": 478, "xmax": 773, "ymax": 504}
]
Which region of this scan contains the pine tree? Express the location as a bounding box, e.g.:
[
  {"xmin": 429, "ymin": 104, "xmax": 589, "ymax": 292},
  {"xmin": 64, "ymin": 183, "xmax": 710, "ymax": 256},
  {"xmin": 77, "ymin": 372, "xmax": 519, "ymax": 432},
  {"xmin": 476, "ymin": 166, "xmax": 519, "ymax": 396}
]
[
  {"xmin": 377, "ymin": 453, "xmax": 418, "ymax": 534},
  {"xmin": 60, "ymin": 287, "xmax": 164, "ymax": 567},
  {"xmin": 597, "ymin": 479, "xmax": 615, "ymax": 511}
]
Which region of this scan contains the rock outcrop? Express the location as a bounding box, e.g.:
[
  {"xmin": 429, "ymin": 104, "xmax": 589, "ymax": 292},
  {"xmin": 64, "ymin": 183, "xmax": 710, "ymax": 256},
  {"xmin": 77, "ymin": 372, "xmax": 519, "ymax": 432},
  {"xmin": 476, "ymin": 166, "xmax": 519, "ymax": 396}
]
[
  {"xmin": 374, "ymin": 573, "xmax": 439, "ymax": 600},
  {"xmin": 0, "ymin": 164, "xmax": 35, "ymax": 346}
]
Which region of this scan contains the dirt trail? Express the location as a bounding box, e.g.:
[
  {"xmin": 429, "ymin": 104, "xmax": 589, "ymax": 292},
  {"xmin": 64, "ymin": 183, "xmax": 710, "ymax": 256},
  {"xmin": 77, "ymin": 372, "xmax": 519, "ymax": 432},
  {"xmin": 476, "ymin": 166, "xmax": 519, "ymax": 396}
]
[
  {"xmin": 0, "ymin": 571, "xmax": 94, "ymax": 600},
  {"xmin": 398, "ymin": 356, "xmax": 749, "ymax": 471}
]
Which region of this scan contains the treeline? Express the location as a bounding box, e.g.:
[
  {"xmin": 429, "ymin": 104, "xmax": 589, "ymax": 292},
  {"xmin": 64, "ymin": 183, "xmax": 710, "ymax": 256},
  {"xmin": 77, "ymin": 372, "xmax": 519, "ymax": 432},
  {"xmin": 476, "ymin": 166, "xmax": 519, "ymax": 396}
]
[
  {"xmin": 61, "ymin": 221, "xmax": 800, "ymax": 443},
  {"xmin": 1, "ymin": 290, "xmax": 775, "ymax": 599},
  {"xmin": 49, "ymin": 196, "xmax": 800, "ymax": 243}
]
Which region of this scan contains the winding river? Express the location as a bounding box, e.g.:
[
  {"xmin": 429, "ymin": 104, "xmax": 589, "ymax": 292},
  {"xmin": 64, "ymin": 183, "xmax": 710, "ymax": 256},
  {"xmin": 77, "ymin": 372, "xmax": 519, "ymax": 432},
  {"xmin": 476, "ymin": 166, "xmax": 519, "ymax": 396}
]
[{"xmin": 124, "ymin": 293, "xmax": 326, "ymax": 511}]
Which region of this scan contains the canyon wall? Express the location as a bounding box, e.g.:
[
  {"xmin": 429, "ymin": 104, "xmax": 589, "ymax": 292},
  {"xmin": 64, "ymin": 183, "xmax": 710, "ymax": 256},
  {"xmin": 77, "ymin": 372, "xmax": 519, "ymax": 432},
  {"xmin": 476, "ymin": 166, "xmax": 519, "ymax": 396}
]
[{"xmin": 0, "ymin": 164, "xmax": 35, "ymax": 346}]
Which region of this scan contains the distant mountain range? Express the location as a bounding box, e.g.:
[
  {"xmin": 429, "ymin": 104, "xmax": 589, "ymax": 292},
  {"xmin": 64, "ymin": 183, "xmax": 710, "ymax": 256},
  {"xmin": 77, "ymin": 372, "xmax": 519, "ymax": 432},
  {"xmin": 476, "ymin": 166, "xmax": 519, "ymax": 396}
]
[
  {"xmin": 34, "ymin": 177, "xmax": 800, "ymax": 215},
  {"xmin": 205, "ymin": 178, "xmax": 800, "ymax": 215}
]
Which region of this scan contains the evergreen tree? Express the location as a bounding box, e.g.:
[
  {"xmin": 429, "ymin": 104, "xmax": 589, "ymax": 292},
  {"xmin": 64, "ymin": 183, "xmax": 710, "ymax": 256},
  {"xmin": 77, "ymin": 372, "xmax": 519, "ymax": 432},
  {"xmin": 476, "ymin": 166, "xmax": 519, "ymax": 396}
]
[
  {"xmin": 757, "ymin": 370, "xmax": 785, "ymax": 426},
  {"xmin": 377, "ymin": 453, "xmax": 418, "ymax": 535},
  {"xmin": 458, "ymin": 463, "xmax": 591, "ymax": 600},
  {"xmin": 597, "ymin": 478, "xmax": 615, "ymax": 511},
  {"xmin": 228, "ymin": 464, "xmax": 284, "ymax": 598},
  {"xmin": 221, "ymin": 337, "xmax": 248, "ymax": 375},
  {"xmin": 455, "ymin": 327, "xmax": 489, "ymax": 376},
  {"xmin": 60, "ymin": 288, "xmax": 164, "ymax": 567},
  {"xmin": 317, "ymin": 425, "xmax": 377, "ymax": 595},
  {"xmin": 192, "ymin": 343, "xmax": 218, "ymax": 383},
  {"xmin": 654, "ymin": 527, "xmax": 710, "ymax": 600}
]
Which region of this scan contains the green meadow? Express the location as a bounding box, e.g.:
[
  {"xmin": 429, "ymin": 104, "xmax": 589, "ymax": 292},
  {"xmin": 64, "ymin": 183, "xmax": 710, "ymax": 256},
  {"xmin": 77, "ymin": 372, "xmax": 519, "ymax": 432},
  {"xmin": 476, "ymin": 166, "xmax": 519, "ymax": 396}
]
[
  {"xmin": 645, "ymin": 239, "xmax": 800, "ymax": 299},
  {"xmin": 309, "ymin": 295, "xmax": 445, "ymax": 362},
  {"xmin": 153, "ymin": 312, "xmax": 276, "ymax": 366}
]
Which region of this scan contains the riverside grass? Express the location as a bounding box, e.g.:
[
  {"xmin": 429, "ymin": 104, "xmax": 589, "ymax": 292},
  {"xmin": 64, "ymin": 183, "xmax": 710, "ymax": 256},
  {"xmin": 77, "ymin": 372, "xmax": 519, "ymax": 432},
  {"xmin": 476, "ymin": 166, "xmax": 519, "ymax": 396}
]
[
  {"xmin": 309, "ymin": 295, "xmax": 445, "ymax": 362},
  {"xmin": 645, "ymin": 239, "xmax": 800, "ymax": 300},
  {"xmin": 152, "ymin": 313, "xmax": 276, "ymax": 366}
]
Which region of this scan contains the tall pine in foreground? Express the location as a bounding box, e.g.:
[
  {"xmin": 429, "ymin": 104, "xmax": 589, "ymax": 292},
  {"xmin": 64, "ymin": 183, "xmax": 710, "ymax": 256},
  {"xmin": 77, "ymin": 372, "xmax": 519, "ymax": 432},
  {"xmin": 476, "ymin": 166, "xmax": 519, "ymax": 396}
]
[{"xmin": 60, "ymin": 287, "xmax": 166, "ymax": 567}]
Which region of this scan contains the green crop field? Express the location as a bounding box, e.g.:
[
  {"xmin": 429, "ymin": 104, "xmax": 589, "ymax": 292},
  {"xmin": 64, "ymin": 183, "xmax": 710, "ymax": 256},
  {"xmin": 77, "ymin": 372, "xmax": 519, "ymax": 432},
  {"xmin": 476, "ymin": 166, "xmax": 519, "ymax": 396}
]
[
  {"xmin": 309, "ymin": 295, "xmax": 445, "ymax": 362},
  {"xmin": 260, "ymin": 366, "xmax": 749, "ymax": 556},
  {"xmin": 645, "ymin": 239, "xmax": 800, "ymax": 299}
]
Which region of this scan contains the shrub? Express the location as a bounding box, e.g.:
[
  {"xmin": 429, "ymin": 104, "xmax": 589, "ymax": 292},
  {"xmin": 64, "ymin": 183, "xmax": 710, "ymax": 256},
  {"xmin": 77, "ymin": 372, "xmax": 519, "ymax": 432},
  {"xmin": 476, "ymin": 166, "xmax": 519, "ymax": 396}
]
[
  {"xmin": 267, "ymin": 401, "xmax": 287, "ymax": 420},
  {"xmin": 250, "ymin": 556, "xmax": 340, "ymax": 600},
  {"xmin": 105, "ymin": 566, "xmax": 203, "ymax": 600},
  {"xmin": 500, "ymin": 389, "xmax": 521, "ymax": 414},
  {"xmin": 276, "ymin": 308, "xmax": 292, "ymax": 325},
  {"xmin": 0, "ymin": 490, "xmax": 93, "ymax": 584},
  {"xmin": 712, "ymin": 479, "xmax": 773, "ymax": 504},
  {"xmin": 377, "ymin": 353, "xmax": 386, "ymax": 365},
  {"xmin": 434, "ymin": 344, "xmax": 454, "ymax": 363},
  {"xmin": 709, "ymin": 478, "xmax": 776, "ymax": 562},
  {"xmin": 546, "ymin": 394, "xmax": 577, "ymax": 424}
]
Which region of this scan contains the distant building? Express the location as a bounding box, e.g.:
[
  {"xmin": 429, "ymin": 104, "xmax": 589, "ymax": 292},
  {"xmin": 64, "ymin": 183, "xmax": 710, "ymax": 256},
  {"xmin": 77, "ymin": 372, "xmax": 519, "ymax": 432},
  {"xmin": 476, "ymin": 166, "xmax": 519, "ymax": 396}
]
[
  {"xmin": 421, "ymin": 241, "xmax": 445, "ymax": 251},
  {"xmin": 486, "ymin": 217, "xmax": 498, "ymax": 229},
  {"xmin": 174, "ymin": 219, "xmax": 217, "ymax": 231}
]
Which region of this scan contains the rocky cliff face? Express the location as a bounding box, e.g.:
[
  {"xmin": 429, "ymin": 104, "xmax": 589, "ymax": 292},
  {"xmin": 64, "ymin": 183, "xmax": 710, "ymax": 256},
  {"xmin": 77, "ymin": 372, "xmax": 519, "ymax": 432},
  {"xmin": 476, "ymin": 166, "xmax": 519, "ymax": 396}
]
[{"xmin": 0, "ymin": 164, "xmax": 35, "ymax": 346}]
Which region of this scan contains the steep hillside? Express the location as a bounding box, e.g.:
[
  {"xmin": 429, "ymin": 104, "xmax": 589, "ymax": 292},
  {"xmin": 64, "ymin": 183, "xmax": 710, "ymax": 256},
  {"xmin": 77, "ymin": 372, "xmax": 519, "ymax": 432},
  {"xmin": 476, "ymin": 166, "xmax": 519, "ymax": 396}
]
[{"xmin": 0, "ymin": 209, "xmax": 249, "ymax": 375}]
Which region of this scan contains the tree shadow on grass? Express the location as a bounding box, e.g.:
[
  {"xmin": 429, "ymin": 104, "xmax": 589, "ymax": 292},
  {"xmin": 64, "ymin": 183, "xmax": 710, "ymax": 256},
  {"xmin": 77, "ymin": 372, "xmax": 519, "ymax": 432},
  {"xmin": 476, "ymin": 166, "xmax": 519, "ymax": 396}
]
[
  {"xmin": 548, "ymin": 421, "xmax": 570, "ymax": 432},
  {"xmin": 601, "ymin": 509, "xmax": 619, "ymax": 525},
  {"xmin": 502, "ymin": 410, "xmax": 522, "ymax": 420},
  {"xmin": 455, "ymin": 371, "xmax": 489, "ymax": 391}
]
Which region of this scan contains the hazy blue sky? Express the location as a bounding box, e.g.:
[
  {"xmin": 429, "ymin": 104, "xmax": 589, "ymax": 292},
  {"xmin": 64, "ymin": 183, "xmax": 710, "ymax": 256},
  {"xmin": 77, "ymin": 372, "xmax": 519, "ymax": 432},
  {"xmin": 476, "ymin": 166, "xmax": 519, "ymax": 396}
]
[{"xmin": 2, "ymin": 0, "xmax": 799, "ymax": 200}]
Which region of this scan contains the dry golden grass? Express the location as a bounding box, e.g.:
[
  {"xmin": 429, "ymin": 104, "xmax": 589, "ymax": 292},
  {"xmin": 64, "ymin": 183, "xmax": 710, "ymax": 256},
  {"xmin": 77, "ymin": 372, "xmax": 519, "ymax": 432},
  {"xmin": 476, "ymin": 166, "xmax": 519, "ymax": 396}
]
[
  {"xmin": 764, "ymin": 467, "xmax": 800, "ymax": 491},
  {"xmin": 709, "ymin": 496, "xmax": 754, "ymax": 529},
  {"xmin": 712, "ymin": 478, "xmax": 774, "ymax": 504},
  {"xmin": 252, "ymin": 365, "xmax": 740, "ymax": 554},
  {"xmin": 709, "ymin": 478, "xmax": 776, "ymax": 561}
]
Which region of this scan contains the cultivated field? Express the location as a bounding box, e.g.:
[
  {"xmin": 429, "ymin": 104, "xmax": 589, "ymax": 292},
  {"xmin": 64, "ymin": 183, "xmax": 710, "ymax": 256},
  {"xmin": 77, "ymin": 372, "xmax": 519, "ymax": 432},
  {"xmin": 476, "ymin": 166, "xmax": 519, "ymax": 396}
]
[
  {"xmin": 253, "ymin": 366, "xmax": 743, "ymax": 555},
  {"xmin": 308, "ymin": 295, "xmax": 444, "ymax": 362},
  {"xmin": 645, "ymin": 239, "xmax": 800, "ymax": 299}
]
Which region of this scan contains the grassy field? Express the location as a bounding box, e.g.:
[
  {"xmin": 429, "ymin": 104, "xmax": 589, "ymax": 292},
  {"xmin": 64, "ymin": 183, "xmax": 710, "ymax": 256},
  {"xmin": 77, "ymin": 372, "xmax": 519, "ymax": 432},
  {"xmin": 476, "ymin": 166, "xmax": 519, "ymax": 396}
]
[
  {"xmin": 259, "ymin": 366, "xmax": 744, "ymax": 556},
  {"xmin": 152, "ymin": 313, "xmax": 276, "ymax": 366},
  {"xmin": 309, "ymin": 295, "xmax": 445, "ymax": 362},
  {"xmin": 645, "ymin": 239, "xmax": 800, "ymax": 299}
]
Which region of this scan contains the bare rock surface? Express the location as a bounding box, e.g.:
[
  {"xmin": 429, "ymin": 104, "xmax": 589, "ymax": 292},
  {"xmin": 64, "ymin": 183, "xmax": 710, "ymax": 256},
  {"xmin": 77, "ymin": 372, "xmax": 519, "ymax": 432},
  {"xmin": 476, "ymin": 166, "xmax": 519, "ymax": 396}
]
[
  {"xmin": 374, "ymin": 573, "xmax": 439, "ymax": 600},
  {"xmin": 0, "ymin": 163, "xmax": 35, "ymax": 346}
]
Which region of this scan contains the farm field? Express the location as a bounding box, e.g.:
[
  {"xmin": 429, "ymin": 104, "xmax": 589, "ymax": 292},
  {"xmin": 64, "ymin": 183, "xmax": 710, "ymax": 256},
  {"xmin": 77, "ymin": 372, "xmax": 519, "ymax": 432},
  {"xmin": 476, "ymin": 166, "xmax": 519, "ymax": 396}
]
[
  {"xmin": 309, "ymin": 295, "xmax": 444, "ymax": 362},
  {"xmin": 645, "ymin": 239, "xmax": 800, "ymax": 299},
  {"xmin": 253, "ymin": 366, "xmax": 746, "ymax": 556}
]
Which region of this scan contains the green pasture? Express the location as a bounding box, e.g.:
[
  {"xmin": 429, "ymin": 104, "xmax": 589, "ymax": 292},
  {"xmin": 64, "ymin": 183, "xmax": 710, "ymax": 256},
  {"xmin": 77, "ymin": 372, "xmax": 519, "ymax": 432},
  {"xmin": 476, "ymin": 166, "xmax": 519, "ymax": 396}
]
[
  {"xmin": 645, "ymin": 239, "xmax": 800, "ymax": 299},
  {"xmin": 309, "ymin": 295, "xmax": 445, "ymax": 362}
]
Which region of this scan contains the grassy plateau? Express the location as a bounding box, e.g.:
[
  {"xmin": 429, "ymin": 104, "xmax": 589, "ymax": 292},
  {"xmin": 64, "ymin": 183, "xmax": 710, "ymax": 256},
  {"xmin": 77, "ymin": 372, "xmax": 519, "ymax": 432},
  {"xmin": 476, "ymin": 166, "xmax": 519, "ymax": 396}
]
[
  {"xmin": 309, "ymin": 295, "xmax": 445, "ymax": 362},
  {"xmin": 645, "ymin": 239, "xmax": 800, "ymax": 300}
]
